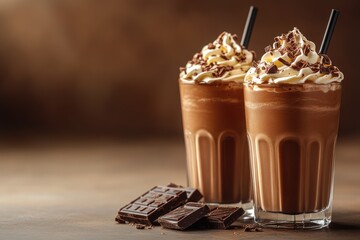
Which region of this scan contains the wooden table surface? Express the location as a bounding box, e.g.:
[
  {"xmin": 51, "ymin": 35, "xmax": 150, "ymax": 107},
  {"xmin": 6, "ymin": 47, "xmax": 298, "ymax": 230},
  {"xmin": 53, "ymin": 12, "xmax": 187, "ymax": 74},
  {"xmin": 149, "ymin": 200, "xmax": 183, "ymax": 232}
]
[{"xmin": 0, "ymin": 138, "xmax": 359, "ymax": 240}]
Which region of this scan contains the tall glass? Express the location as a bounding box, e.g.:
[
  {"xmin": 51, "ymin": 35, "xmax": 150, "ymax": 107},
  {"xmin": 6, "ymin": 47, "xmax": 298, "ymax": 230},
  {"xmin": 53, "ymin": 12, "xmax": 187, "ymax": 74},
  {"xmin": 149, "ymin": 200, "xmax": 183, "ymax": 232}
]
[
  {"xmin": 179, "ymin": 80, "xmax": 252, "ymax": 210},
  {"xmin": 244, "ymin": 83, "xmax": 341, "ymax": 229}
]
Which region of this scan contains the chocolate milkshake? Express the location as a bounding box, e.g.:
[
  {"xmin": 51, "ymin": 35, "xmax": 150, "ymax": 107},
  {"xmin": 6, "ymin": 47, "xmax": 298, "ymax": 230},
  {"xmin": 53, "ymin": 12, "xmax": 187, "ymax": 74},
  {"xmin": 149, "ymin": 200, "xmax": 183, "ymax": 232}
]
[
  {"xmin": 244, "ymin": 28, "xmax": 344, "ymax": 229},
  {"xmin": 179, "ymin": 32, "xmax": 255, "ymax": 206}
]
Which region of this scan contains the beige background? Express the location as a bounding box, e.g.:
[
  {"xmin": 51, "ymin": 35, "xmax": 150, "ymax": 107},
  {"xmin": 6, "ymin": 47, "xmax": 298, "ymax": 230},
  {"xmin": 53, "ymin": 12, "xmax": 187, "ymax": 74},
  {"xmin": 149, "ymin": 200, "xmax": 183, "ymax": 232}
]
[{"xmin": 0, "ymin": 0, "xmax": 358, "ymax": 138}]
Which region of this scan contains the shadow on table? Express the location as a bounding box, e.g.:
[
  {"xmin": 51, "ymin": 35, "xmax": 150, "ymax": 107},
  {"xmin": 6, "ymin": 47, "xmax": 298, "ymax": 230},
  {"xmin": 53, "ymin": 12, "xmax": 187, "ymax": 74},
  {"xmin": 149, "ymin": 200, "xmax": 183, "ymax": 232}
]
[{"xmin": 330, "ymin": 211, "xmax": 360, "ymax": 231}]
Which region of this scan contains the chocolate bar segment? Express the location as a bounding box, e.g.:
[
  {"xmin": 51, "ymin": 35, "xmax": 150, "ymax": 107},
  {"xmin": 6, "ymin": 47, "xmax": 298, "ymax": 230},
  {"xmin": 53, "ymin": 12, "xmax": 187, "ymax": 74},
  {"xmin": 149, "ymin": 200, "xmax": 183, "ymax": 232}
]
[
  {"xmin": 203, "ymin": 207, "xmax": 244, "ymax": 229},
  {"xmin": 182, "ymin": 188, "xmax": 203, "ymax": 202},
  {"xmin": 158, "ymin": 202, "xmax": 210, "ymax": 230},
  {"xmin": 166, "ymin": 183, "xmax": 203, "ymax": 202},
  {"xmin": 116, "ymin": 186, "xmax": 187, "ymax": 225}
]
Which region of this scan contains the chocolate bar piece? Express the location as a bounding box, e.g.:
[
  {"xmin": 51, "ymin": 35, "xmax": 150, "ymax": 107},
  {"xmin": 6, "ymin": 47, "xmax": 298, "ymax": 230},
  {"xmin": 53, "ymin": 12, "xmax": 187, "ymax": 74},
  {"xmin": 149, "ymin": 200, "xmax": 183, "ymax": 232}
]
[
  {"xmin": 158, "ymin": 202, "xmax": 210, "ymax": 230},
  {"xmin": 166, "ymin": 183, "xmax": 203, "ymax": 202},
  {"xmin": 203, "ymin": 207, "xmax": 245, "ymax": 229},
  {"xmin": 116, "ymin": 186, "xmax": 187, "ymax": 225}
]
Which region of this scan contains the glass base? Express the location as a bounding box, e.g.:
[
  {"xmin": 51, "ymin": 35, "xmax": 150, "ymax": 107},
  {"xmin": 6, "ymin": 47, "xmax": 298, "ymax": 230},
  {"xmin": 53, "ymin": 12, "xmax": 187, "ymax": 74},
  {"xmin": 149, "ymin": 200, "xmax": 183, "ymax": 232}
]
[
  {"xmin": 240, "ymin": 201, "xmax": 254, "ymax": 220},
  {"xmin": 254, "ymin": 206, "xmax": 332, "ymax": 230}
]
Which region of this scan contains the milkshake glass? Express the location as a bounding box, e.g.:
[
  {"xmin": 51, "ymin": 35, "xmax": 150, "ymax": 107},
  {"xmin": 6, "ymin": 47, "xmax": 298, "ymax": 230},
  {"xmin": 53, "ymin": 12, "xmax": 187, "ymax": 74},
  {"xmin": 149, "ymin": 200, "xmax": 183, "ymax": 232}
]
[
  {"xmin": 244, "ymin": 28, "xmax": 344, "ymax": 229},
  {"xmin": 179, "ymin": 32, "xmax": 255, "ymax": 210}
]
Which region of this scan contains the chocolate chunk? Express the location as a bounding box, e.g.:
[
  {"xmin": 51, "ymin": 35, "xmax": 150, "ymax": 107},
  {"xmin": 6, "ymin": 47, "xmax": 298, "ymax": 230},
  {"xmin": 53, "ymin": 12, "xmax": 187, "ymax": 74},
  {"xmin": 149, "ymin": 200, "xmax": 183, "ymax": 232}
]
[
  {"xmin": 166, "ymin": 183, "xmax": 203, "ymax": 202},
  {"xmin": 116, "ymin": 186, "xmax": 187, "ymax": 225},
  {"xmin": 320, "ymin": 66, "xmax": 330, "ymax": 74},
  {"xmin": 135, "ymin": 223, "xmax": 146, "ymax": 229},
  {"xmin": 244, "ymin": 223, "xmax": 263, "ymax": 232},
  {"xmin": 158, "ymin": 202, "xmax": 210, "ymax": 230},
  {"xmin": 278, "ymin": 57, "xmax": 290, "ymax": 66},
  {"xmin": 201, "ymin": 207, "xmax": 245, "ymax": 229},
  {"xmin": 265, "ymin": 63, "xmax": 278, "ymax": 74}
]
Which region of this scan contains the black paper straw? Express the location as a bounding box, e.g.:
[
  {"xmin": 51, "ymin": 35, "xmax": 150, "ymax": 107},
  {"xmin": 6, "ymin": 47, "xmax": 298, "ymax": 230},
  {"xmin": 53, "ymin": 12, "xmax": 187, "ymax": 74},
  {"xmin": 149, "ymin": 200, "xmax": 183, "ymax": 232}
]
[
  {"xmin": 319, "ymin": 9, "xmax": 340, "ymax": 54},
  {"xmin": 241, "ymin": 6, "xmax": 258, "ymax": 48}
]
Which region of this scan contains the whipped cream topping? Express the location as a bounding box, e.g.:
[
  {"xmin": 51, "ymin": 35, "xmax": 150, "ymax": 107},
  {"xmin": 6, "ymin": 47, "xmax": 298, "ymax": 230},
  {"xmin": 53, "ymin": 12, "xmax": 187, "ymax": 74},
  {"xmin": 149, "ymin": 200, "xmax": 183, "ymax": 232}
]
[
  {"xmin": 180, "ymin": 32, "xmax": 255, "ymax": 83},
  {"xmin": 245, "ymin": 28, "xmax": 344, "ymax": 84}
]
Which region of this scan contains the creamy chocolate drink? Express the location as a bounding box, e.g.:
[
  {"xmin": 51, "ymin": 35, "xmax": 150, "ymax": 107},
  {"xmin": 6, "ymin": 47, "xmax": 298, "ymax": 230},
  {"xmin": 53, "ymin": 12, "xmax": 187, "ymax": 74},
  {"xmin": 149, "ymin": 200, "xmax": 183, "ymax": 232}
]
[
  {"xmin": 244, "ymin": 28, "xmax": 344, "ymax": 229},
  {"xmin": 179, "ymin": 32, "xmax": 255, "ymax": 205}
]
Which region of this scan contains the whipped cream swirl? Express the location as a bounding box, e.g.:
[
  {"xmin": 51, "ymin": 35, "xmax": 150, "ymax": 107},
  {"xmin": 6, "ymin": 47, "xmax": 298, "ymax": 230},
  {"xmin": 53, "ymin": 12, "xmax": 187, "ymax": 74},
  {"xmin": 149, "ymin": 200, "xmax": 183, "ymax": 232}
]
[
  {"xmin": 180, "ymin": 32, "xmax": 255, "ymax": 83},
  {"xmin": 245, "ymin": 28, "xmax": 344, "ymax": 84}
]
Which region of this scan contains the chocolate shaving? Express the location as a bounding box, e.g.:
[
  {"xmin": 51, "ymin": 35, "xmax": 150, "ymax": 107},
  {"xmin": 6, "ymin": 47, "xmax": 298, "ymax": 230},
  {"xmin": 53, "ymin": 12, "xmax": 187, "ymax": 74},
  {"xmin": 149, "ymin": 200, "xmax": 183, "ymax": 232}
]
[
  {"xmin": 291, "ymin": 60, "xmax": 309, "ymax": 71},
  {"xmin": 220, "ymin": 54, "xmax": 229, "ymax": 60},
  {"xmin": 265, "ymin": 63, "xmax": 278, "ymax": 74},
  {"xmin": 287, "ymin": 52, "xmax": 294, "ymax": 59},
  {"xmin": 211, "ymin": 66, "xmax": 234, "ymax": 78},
  {"xmin": 218, "ymin": 68, "xmax": 226, "ymax": 76},
  {"xmin": 218, "ymin": 32, "xmax": 226, "ymax": 42},
  {"xmin": 264, "ymin": 45, "xmax": 273, "ymax": 52},
  {"xmin": 309, "ymin": 63, "xmax": 320, "ymax": 72},
  {"xmin": 250, "ymin": 51, "xmax": 256, "ymax": 60},
  {"xmin": 193, "ymin": 53, "xmax": 202, "ymax": 59},
  {"xmin": 303, "ymin": 45, "xmax": 311, "ymax": 56},
  {"xmin": 207, "ymin": 43, "xmax": 215, "ymax": 49},
  {"xmin": 179, "ymin": 67, "xmax": 186, "ymax": 72},
  {"xmin": 332, "ymin": 72, "xmax": 339, "ymax": 77},
  {"xmin": 286, "ymin": 32, "xmax": 294, "ymax": 42},
  {"xmin": 287, "ymin": 44, "xmax": 297, "ymax": 52},
  {"xmin": 232, "ymin": 34, "xmax": 239, "ymax": 42},
  {"xmin": 278, "ymin": 57, "xmax": 290, "ymax": 66},
  {"xmin": 320, "ymin": 54, "xmax": 332, "ymax": 65}
]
